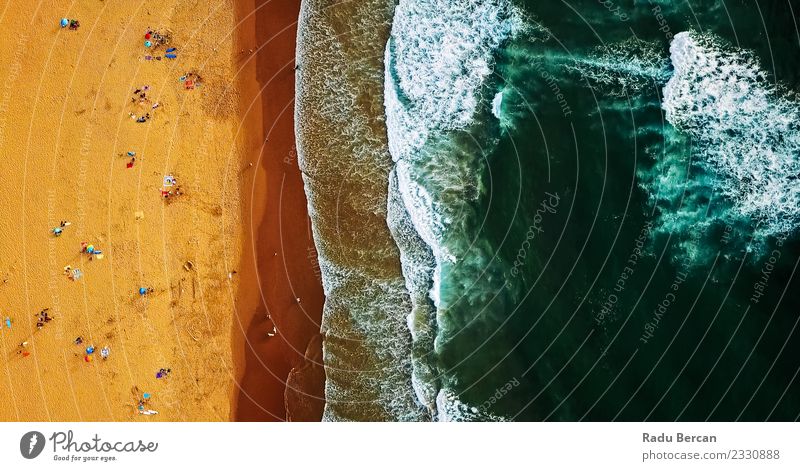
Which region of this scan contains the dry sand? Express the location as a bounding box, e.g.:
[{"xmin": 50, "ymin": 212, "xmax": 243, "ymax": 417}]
[{"xmin": 0, "ymin": 0, "xmax": 323, "ymax": 421}]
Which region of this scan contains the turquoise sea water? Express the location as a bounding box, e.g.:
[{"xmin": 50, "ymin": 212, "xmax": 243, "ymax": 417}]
[
  {"xmin": 299, "ymin": 0, "xmax": 800, "ymax": 420},
  {"xmin": 383, "ymin": 0, "xmax": 800, "ymax": 420}
]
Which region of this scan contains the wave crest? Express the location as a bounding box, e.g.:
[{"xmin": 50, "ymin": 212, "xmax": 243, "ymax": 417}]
[{"xmin": 663, "ymin": 31, "xmax": 800, "ymax": 237}]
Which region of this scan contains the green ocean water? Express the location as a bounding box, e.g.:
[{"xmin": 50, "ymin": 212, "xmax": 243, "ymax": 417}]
[{"xmin": 437, "ymin": 0, "xmax": 800, "ymax": 420}]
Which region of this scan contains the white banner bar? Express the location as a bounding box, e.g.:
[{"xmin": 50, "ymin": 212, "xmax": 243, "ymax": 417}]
[{"xmin": 0, "ymin": 423, "xmax": 796, "ymax": 470}]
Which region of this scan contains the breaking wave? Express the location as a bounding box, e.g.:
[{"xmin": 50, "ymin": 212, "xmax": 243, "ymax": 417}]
[
  {"xmin": 663, "ymin": 31, "xmax": 800, "ymax": 238},
  {"xmin": 385, "ymin": 0, "xmax": 526, "ymax": 258},
  {"xmin": 384, "ymin": 0, "xmax": 530, "ymax": 420},
  {"xmin": 296, "ymin": 0, "xmax": 799, "ymax": 421},
  {"xmin": 637, "ymin": 31, "xmax": 800, "ymax": 261},
  {"xmin": 296, "ymin": 0, "xmax": 429, "ymax": 421}
]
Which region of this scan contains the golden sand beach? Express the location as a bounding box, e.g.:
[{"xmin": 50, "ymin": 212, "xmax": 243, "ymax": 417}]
[{"xmin": 0, "ymin": 0, "xmax": 323, "ymax": 421}]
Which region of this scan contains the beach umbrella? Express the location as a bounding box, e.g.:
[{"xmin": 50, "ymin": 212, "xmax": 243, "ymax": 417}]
[
  {"xmin": 60, "ymin": 18, "xmax": 69, "ymax": 28},
  {"xmin": 84, "ymin": 355, "xmax": 92, "ymax": 363},
  {"xmin": 144, "ymin": 40, "xmax": 152, "ymax": 48}
]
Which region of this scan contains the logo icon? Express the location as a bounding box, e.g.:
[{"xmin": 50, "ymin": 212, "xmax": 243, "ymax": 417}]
[{"xmin": 20, "ymin": 431, "xmax": 45, "ymax": 459}]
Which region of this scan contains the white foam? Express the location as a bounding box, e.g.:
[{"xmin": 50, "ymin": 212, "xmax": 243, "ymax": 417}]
[
  {"xmin": 662, "ymin": 31, "xmax": 800, "ymax": 236},
  {"xmin": 384, "ymin": 0, "xmax": 525, "ymax": 421},
  {"xmin": 386, "ymin": 169, "xmax": 440, "ymax": 414},
  {"xmin": 435, "ymin": 388, "xmax": 509, "ymax": 422},
  {"xmin": 386, "ymin": 1, "xmax": 521, "ymax": 141},
  {"xmin": 492, "ymin": 90, "xmax": 504, "ymax": 119},
  {"xmin": 296, "ymin": 0, "xmax": 430, "ymax": 422},
  {"xmin": 384, "ymin": 0, "xmax": 522, "ymax": 293}
]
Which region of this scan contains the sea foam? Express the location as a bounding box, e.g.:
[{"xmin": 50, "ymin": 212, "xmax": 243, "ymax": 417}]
[
  {"xmin": 564, "ymin": 37, "xmax": 671, "ymax": 97},
  {"xmin": 663, "ymin": 31, "xmax": 800, "ymax": 238},
  {"xmin": 384, "ymin": 0, "xmax": 523, "ymax": 300},
  {"xmin": 296, "ymin": 0, "xmax": 429, "ymax": 421},
  {"xmin": 384, "ymin": 0, "xmax": 526, "ymax": 420}
]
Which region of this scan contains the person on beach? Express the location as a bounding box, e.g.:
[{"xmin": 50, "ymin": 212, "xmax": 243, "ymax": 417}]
[
  {"xmin": 161, "ymin": 185, "xmax": 184, "ymax": 201},
  {"xmin": 36, "ymin": 308, "xmax": 53, "ymax": 329},
  {"xmin": 135, "ymin": 390, "xmax": 155, "ymax": 414},
  {"xmin": 17, "ymin": 342, "xmax": 30, "ymax": 357},
  {"xmin": 52, "ymin": 220, "xmax": 70, "ymax": 236},
  {"xmin": 131, "ymin": 89, "xmax": 152, "ymax": 111},
  {"xmin": 53, "ymin": 220, "xmax": 72, "ymax": 237},
  {"xmin": 65, "ymin": 267, "xmax": 81, "ymax": 280},
  {"xmin": 156, "ymin": 368, "xmax": 171, "ymax": 379}
]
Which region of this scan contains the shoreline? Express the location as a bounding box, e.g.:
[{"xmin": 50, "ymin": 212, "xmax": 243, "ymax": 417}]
[
  {"xmin": 294, "ymin": 0, "xmax": 426, "ymax": 420},
  {"xmin": 232, "ymin": 0, "xmax": 325, "ymax": 422}
]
